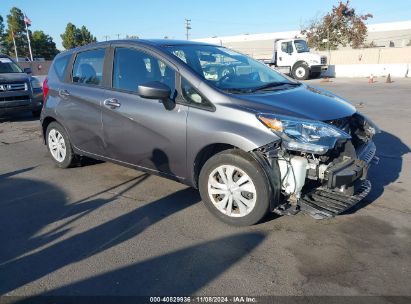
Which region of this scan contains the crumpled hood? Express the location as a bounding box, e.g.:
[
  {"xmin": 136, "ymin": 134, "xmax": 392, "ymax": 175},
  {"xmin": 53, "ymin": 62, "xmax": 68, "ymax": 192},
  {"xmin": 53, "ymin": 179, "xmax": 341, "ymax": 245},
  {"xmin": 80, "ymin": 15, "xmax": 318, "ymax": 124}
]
[
  {"xmin": 0, "ymin": 73, "xmax": 30, "ymax": 83},
  {"xmin": 231, "ymin": 84, "xmax": 356, "ymax": 121}
]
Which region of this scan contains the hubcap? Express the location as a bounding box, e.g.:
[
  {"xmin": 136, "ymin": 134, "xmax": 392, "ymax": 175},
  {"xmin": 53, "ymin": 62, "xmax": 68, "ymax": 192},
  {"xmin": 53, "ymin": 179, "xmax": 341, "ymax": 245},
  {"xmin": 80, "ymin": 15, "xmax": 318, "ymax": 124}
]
[
  {"xmin": 296, "ymin": 66, "xmax": 306, "ymax": 78},
  {"xmin": 48, "ymin": 129, "xmax": 66, "ymax": 162},
  {"xmin": 207, "ymin": 165, "xmax": 257, "ymax": 217}
]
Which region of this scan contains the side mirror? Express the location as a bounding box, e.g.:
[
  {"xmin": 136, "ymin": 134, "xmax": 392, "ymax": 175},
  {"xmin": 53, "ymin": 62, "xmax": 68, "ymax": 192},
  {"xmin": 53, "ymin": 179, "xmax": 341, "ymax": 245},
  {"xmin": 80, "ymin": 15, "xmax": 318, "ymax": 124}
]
[
  {"xmin": 24, "ymin": 67, "xmax": 32, "ymax": 74},
  {"xmin": 137, "ymin": 81, "xmax": 175, "ymax": 110}
]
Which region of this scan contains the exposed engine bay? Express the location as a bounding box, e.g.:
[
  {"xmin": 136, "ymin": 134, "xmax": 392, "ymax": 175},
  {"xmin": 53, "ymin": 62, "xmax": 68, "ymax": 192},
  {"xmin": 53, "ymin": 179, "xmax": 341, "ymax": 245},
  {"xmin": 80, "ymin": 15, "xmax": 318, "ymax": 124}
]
[{"xmin": 255, "ymin": 113, "xmax": 379, "ymax": 219}]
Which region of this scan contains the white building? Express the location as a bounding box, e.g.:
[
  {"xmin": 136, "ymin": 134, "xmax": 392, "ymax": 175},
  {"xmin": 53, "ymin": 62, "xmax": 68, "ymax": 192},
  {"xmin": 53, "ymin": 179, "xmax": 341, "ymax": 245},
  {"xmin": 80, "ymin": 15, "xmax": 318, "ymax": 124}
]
[{"xmin": 193, "ymin": 20, "xmax": 411, "ymax": 57}]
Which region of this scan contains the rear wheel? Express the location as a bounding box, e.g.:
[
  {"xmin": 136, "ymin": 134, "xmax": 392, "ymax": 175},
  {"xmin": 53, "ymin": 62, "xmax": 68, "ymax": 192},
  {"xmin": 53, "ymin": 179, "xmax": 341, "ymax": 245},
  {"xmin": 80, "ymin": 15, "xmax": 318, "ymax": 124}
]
[
  {"xmin": 199, "ymin": 149, "xmax": 271, "ymax": 226},
  {"xmin": 46, "ymin": 122, "xmax": 77, "ymax": 168},
  {"xmin": 292, "ymin": 62, "xmax": 309, "ymax": 80}
]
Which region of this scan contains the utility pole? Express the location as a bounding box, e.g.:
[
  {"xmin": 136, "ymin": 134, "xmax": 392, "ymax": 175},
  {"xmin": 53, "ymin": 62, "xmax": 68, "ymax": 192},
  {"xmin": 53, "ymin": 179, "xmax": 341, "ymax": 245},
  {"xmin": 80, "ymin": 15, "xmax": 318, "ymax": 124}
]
[
  {"xmin": 116, "ymin": 33, "xmax": 121, "ymax": 39},
  {"xmin": 103, "ymin": 35, "xmax": 110, "ymax": 41},
  {"xmin": 185, "ymin": 19, "xmax": 191, "ymax": 40}
]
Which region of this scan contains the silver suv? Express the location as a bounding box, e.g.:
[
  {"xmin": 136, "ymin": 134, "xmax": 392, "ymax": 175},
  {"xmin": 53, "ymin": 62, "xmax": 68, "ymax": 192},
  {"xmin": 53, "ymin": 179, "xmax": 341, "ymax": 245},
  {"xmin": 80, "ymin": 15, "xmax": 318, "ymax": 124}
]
[{"xmin": 40, "ymin": 40, "xmax": 379, "ymax": 226}]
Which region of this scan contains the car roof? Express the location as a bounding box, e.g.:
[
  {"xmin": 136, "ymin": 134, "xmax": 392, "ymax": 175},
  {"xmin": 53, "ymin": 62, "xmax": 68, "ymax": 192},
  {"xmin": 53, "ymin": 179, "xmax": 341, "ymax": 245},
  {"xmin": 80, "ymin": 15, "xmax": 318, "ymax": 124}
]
[{"xmin": 65, "ymin": 39, "xmax": 216, "ymax": 54}]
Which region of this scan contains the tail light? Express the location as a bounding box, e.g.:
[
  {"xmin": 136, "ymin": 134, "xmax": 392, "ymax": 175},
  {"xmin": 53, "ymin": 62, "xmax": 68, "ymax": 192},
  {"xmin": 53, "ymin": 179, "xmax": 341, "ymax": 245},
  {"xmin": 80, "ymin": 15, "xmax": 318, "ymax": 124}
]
[{"xmin": 43, "ymin": 78, "xmax": 49, "ymax": 103}]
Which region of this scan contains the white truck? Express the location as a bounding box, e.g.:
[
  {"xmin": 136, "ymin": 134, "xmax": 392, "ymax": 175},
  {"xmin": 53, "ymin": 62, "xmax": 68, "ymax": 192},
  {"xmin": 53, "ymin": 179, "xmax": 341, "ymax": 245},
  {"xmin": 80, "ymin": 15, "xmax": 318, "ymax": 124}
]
[
  {"xmin": 195, "ymin": 35, "xmax": 328, "ymax": 80},
  {"xmin": 262, "ymin": 38, "xmax": 328, "ymax": 80}
]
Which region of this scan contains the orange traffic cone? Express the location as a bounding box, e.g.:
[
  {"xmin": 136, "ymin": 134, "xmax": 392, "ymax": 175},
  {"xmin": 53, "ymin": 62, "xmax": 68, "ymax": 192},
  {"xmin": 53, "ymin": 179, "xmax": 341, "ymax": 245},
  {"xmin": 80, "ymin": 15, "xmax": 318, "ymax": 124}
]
[
  {"xmin": 368, "ymin": 74, "xmax": 374, "ymax": 84},
  {"xmin": 386, "ymin": 73, "xmax": 392, "ymax": 83}
]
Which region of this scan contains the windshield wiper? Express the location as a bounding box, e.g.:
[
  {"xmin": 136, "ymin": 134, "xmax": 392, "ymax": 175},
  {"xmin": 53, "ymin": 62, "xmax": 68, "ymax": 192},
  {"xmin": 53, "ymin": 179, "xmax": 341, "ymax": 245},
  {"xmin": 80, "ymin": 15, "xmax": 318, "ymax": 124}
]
[
  {"xmin": 221, "ymin": 88, "xmax": 252, "ymax": 94},
  {"xmin": 249, "ymin": 82, "xmax": 301, "ymax": 93}
]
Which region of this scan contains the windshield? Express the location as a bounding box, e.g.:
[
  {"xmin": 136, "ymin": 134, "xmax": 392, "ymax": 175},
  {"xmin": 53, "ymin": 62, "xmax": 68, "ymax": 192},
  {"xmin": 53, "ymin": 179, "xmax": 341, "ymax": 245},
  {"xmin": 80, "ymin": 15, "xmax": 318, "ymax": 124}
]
[
  {"xmin": 294, "ymin": 40, "xmax": 309, "ymax": 53},
  {"xmin": 164, "ymin": 44, "xmax": 296, "ymax": 92},
  {"xmin": 0, "ymin": 57, "xmax": 23, "ymax": 73}
]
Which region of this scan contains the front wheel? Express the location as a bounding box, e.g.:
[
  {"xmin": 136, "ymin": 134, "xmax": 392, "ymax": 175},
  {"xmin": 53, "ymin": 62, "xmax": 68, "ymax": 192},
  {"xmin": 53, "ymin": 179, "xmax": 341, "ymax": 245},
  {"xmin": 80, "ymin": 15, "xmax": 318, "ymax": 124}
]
[
  {"xmin": 199, "ymin": 149, "xmax": 271, "ymax": 226},
  {"xmin": 292, "ymin": 63, "xmax": 310, "ymax": 80}
]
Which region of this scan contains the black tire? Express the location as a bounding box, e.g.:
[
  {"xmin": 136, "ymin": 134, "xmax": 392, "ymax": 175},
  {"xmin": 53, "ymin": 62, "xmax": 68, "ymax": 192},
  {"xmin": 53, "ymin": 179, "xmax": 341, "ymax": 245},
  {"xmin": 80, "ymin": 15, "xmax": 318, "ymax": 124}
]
[
  {"xmin": 310, "ymin": 72, "xmax": 322, "ymax": 79},
  {"xmin": 292, "ymin": 62, "xmax": 310, "ymax": 80},
  {"xmin": 45, "ymin": 122, "xmax": 77, "ymax": 168},
  {"xmin": 199, "ymin": 149, "xmax": 271, "ymax": 226}
]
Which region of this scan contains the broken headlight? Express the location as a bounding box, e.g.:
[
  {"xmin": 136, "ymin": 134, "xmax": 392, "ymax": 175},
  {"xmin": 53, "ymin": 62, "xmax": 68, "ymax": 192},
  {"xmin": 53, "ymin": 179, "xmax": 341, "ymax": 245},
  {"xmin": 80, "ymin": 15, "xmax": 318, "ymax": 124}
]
[
  {"xmin": 357, "ymin": 113, "xmax": 380, "ymax": 137},
  {"xmin": 257, "ymin": 114, "xmax": 351, "ymax": 154}
]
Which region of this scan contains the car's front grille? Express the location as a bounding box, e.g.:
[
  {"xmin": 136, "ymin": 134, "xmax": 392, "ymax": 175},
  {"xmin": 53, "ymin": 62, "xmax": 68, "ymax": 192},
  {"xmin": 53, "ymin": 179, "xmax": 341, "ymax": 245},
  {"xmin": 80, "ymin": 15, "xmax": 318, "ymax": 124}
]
[
  {"xmin": 0, "ymin": 83, "xmax": 28, "ymax": 92},
  {"xmin": 321, "ymin": 56, "xmax": 327, "ymax": 65},
  {"xmin": 0, "ymin": 95, "xmax": 30, "ymax": 102}
]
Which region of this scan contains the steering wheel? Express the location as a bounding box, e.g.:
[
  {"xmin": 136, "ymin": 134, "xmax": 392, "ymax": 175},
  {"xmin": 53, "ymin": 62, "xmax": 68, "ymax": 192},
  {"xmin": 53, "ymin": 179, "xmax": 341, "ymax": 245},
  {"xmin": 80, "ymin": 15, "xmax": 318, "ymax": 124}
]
[{"xmin": 218, "ymin": 67, "xmax": 235, "ymax": 84}]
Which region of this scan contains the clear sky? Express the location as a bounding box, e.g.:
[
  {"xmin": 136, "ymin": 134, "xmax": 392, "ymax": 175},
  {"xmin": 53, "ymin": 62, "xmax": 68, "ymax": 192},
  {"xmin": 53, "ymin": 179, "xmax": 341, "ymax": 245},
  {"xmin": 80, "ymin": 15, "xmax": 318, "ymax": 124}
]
[{"xmin": 1, "ymin": 0, "xmax": 411, "ymax": 50}]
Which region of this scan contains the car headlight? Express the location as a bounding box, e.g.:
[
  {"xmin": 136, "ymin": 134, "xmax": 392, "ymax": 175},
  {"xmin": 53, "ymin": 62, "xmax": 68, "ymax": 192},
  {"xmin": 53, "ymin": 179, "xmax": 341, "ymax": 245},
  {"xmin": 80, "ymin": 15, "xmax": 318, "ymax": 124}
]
[
  {"xmin": 257, "ymin": 114, "xmax": 351, "ymax": 154},
  {"xmin": 31, "ymin": 78, "xmax": 42, "ymax": 89}
]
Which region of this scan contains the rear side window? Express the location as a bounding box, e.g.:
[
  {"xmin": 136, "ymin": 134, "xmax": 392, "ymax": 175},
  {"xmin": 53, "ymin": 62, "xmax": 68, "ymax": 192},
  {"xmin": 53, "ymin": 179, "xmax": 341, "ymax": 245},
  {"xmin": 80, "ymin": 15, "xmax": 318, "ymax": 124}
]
[
  {"xmin": 113, "ymin": 47, "xmax": 176, "ymax": 97},
  {"xmin": 53, "ymin": 53, "xmax": 71, "ymax": 80},
  {"xmin": 72, "ymin": 49, "xmax": 105, "ymax": 86}
]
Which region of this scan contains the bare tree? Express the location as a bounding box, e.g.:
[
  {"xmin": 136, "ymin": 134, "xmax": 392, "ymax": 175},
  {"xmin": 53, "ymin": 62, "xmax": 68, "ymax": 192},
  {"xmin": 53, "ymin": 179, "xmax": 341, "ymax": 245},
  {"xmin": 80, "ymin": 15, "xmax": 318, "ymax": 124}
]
[{"xmin": 301, "ymin": 1, "xmax": 373, "ymax": 50}]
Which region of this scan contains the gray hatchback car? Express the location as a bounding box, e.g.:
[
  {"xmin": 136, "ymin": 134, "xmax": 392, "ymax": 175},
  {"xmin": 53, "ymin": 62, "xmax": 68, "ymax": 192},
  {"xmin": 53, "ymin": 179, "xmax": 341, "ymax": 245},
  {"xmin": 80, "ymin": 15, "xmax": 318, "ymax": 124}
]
[{"xmin": 41, "ymin": 40, "xmax": 379, "ymax": 226}]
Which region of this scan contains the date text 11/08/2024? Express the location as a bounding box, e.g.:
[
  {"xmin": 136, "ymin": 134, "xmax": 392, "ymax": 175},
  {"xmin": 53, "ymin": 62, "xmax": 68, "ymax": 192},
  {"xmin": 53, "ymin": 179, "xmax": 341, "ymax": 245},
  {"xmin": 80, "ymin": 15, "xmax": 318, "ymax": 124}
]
[{"xmin": 149, "ymin": 296, "xmax": 257, "ymax": 303}]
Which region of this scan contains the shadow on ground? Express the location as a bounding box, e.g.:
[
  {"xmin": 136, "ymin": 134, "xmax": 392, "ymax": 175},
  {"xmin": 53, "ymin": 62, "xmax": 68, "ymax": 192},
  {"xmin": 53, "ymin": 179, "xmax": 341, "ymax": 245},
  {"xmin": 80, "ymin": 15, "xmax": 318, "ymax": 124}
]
[
  {"xmin": 346, "ymin": 130, "xmax": 410, "ymax": 214},
  {"xmin": 41, "ymin": 232, "xmax": 265, "ymax": 296},
  {"xmin": 0, "ymin": 167, "xmax": 217, "ymax": 295}
]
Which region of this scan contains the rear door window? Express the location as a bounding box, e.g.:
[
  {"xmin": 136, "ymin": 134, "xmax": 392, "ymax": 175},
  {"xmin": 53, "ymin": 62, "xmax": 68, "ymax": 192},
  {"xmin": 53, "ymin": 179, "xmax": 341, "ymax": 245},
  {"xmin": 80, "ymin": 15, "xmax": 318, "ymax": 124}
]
[{"xmin": 72, "ymin": 49, "xmax": 105, "ymax": 86}]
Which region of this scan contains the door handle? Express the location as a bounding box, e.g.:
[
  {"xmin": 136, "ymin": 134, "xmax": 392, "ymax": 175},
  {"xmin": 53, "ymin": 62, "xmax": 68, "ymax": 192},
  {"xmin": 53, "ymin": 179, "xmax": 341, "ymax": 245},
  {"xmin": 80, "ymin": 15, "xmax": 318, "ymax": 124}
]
[
  {"xmin": 59, "ymin": 89, "xmax": 70, "ymax": 98},
  {"xmin": 104, "ymin": 98, "xmax": 121, "ymax": 109}
]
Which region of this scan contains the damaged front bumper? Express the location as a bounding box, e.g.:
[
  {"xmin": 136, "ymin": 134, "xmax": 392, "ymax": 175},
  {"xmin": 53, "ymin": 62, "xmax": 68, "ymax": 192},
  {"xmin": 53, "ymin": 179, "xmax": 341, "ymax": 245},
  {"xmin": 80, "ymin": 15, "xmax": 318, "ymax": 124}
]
[
  {"xmin": 299, "ymin": 140, "xmax": 377, "ymax": 219},
  {"xmin": 255, "ymin": 139, "xmax": 378, "ymax": 219}
]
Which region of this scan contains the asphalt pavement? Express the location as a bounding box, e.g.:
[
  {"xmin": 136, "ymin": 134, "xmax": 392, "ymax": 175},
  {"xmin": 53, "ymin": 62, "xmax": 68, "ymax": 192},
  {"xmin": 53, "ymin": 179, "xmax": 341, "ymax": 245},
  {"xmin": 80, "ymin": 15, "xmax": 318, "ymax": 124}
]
[{"xmin": 0, "ymin": 77, "xmax": 410, "ymax": 298}]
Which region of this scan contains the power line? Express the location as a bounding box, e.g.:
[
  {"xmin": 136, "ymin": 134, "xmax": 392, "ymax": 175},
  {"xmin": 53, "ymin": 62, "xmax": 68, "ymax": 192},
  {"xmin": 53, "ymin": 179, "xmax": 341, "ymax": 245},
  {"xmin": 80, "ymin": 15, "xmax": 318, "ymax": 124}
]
[{"xmin": 185, "ymin": 19, "xmax": 191, "ymax": 40}]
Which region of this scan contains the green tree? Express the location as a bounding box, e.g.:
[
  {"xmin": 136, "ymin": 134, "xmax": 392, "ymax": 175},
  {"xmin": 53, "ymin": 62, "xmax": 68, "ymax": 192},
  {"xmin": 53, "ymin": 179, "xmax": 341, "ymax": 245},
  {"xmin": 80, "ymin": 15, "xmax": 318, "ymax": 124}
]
[
  {"xmin": 0, "ymin": 15, "xmax": 6, "ymax": 53},
  {"xmin": 5, "ymin": 7, "xmax": 29, "ymax": 57},
  {"xmin": 78, "ymin": 25, "xmax": 96, "ymax": 46},
  {"xmin": 301, "ymin": 1, "xmax": 373, "ymax": 50},
  {"xmin": 60, "ymin": 22, "xmax": 80, "ymax": 49},
  {"xmin": 31, "ymin": 30, "xmax": 59, "ymax": 60},
  {"xmin": 61, "ymin": 23, "xmax": 96, "ymax": 49}
]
